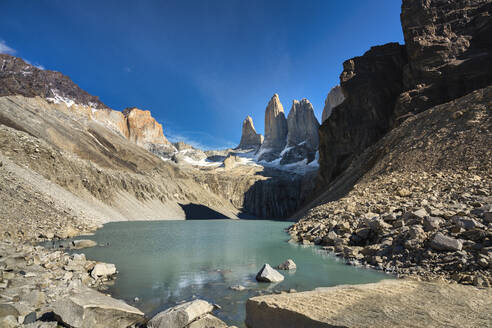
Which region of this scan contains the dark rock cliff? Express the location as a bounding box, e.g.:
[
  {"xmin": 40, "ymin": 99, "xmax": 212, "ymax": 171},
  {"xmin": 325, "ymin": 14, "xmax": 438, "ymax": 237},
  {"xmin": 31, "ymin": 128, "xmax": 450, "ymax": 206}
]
[
  {"xmin": 317, "ymin": 0, "xmax": 492, "ymax": 188},
  {"xmin": 318, "ymin": 43, "xmax": 407, "ymax": 184},
  {"xmin": 396, "ymin": 0, "xmax": 492, "ymax": 118}
]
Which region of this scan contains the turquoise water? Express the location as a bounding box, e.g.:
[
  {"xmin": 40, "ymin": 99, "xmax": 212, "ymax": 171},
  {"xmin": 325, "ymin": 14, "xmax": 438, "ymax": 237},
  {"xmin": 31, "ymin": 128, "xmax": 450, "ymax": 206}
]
[{"xmin": 71, "ymin": 220, "xmax": 389, "ymax": 326}]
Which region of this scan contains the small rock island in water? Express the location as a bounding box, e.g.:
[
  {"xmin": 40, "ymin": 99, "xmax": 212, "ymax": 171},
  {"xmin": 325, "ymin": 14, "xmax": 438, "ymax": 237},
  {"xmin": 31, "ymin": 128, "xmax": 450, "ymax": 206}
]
[{"xmin": 0, "ymin": 0, "xmax": 491, "ymax": 327}]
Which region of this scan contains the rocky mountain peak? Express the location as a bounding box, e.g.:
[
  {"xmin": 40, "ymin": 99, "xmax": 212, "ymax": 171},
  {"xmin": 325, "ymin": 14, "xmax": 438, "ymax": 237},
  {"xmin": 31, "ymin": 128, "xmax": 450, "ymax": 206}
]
[
  {"xmin": 122, "ymin": 107, "xmax": 171, "ymax": 146},
  {"xmin": 238, "ymin": 115, "xmax": 263, "ymax": 149},
  {"xmin": 287, "ymin": 98, "xmax": 319, "ymax": 150},
  {"xmin": 321, "ymin": 85, "xmax": 345, "ymax": 123},
  {"xmin": 262, "ymin": 93, "xmax": 288, "ymax": 151},
  {"xmin": 0, "ymin": 54, "xmax": 107, "ymax": 109}
]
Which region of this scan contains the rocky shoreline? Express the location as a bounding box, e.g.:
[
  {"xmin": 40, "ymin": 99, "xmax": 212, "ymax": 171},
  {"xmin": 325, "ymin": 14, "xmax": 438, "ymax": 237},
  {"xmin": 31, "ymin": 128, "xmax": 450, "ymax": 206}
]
[
  {"xmin": 289, "ymin": 86, "xmax": 492, "ymax": 288},
  {"xmin": 0, "ymin": 230, "xmax": 240, "ymax": 328},
  {"xmin": 289, "ymin": 169, "xmax": 492, "ymax": 287}
]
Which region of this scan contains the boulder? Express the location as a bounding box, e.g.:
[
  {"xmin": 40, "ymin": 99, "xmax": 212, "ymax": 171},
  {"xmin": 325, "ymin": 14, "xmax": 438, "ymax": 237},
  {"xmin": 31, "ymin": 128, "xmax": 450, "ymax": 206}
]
[
  {"xmin": 412, "ymin": 208, "xmax": 428, "ymax": 219},
  {"xmin": 256, "ymin": 264, "xmax": 284, "ymax": 283},
  {"xmin": 423, "ymin": 217, "xmax": 442, "ymax": 231},
  {"xmin": 91, "ymin": 262, "xmax": 116, "ymax": 279},
  {"xmin": 238, "ymin": 116, "xmax": 263, "ymax": 149},
  {"xmin": 147, "ymin": 299, "xmax": 214, "ymax": 328},
  {"xmin": 484, "ymin": 212, "xmax": 492, "ymax": 224},
  {"xmin": 245, "ymin": 280, "xmax": 492, "ymax": 328},
  {"xmin": 0, "ymin": 304, "xmax": 19, "ymax": 320},
  {"xmin": 52, "ymin": 288, "xmax": 144, "ymax": 328},
  {"xmin": 322, "ymin": 231, "xmax": 338, "ymax": 246},
  {"xmin": 452, "ymin": 217, "xmax": 481, "ymax": 230},
  {"xmin": 276, "ymin": 259, "xmax": 296, "ymax": 270},
  {"xmin": 187, "ymin": 314, "xmax": 228, "ymax": 328},
  {"xmin": 0, "ymin": 315, "xmax": 18, "ymax": 328},
  {"xmin": 430, "ymin": 233, "xmax": 463, "ymax": 252},
  {"xmin": 72, "ymin": 239, "xmax": 97, "ymax": 249}
]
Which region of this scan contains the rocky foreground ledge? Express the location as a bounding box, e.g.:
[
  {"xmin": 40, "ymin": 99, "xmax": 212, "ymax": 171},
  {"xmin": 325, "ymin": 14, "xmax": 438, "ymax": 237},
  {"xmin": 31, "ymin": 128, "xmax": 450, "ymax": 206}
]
[{"xmin": 245, "ymin": 279, "xmax": 492, "ymax": 328}]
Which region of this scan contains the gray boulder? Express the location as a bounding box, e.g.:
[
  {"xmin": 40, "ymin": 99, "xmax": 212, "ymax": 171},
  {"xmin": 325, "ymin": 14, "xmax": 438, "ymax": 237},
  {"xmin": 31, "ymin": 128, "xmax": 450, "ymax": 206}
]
[
  {"xmin": 71, "ymin": 239, "xmax": 97, "ymax": 249},
  {"xmin": 52, "ymin": 288, "xmax": 144, "ymax": 328},
  {"xmin": 147, "ymin": 299, "xmax": 214, "ymax": 328},
  {"xmin": 256, "ymin": 264, "xmax": 284, "ymax": 283},
  {"xmin": 276, "ymin": 259, "xmax": 296, "ymax": 270},
  {"xmin": 91, "ymin": 262, "xmax": 116, "ymax": 279},
  {"xmin": 430, "ymin": 233, "xmax": 463, "ymax": 251},
  {"xmin": 187, "ymin": 314, "xmax": 228, "ymax": 328}
]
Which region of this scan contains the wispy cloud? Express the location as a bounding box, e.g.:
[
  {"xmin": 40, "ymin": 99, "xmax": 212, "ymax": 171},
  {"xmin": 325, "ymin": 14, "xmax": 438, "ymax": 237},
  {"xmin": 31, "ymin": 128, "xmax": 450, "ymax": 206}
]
[
  {"xmin": 0, "ymin": 40, "xmax": 45, "ymax": 70},
  {"xmin": 165, "ymin": 128, "xmax": 236, "ymax": 150},
  {"xmin": 0, "ymin": 40, "xmax": 16, "ymax": 55},
  {"xmin": 123, "ymin": 66, "xmax": 132, "ymax": 73},
  {"xmin": 24, "ymin": 58, "xmax": 45, "ymax": 70}
]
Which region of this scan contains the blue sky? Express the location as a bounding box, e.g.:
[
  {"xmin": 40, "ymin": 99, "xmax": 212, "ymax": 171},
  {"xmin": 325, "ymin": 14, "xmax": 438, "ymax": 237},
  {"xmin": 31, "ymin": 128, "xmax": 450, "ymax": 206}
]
[{"xmin": 0, "ymin": 0, "xmax": 403, "ymax": 149}]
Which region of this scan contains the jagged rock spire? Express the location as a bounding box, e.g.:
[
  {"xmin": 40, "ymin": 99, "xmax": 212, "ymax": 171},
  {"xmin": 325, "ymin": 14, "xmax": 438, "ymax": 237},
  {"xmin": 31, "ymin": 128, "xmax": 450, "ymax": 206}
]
[
  {"xmin": 262, "ymin": 94, "xmax": 288, "ymax": 151},
  {"xmin": 238, "ymin": 116, "xmax": 263, "ymax": 149},
  {"xmin": 287, "ymin": 98, "xmax": 319, "ymax": 150}
]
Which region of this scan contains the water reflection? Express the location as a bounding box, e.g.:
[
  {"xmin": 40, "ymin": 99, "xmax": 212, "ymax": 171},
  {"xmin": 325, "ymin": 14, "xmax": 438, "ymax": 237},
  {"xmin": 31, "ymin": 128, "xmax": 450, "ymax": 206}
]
[{"xmin": 68, "ymin": 220, "xmax": 390, "ymax": 327}]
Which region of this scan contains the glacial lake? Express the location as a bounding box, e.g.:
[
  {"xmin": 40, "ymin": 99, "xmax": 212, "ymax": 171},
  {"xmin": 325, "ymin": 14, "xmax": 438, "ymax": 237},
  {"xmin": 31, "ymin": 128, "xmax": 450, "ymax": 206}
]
[{"xmin": 66, "ymin": 220, "xmax": 390, "ymax": 326}]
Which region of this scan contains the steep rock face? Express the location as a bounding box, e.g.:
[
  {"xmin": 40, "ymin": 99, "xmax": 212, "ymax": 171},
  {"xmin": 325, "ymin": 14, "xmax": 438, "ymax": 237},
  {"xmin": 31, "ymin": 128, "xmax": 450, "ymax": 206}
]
[
  {"xmin": 395, "ymin": 0, "xmax": 492, "ymax": 119},
  {"xmin": 286, "ymin": 98, "xmax": 319, "ymax": 150},
  {"xmin": 0, "ymin": 54, "xmax": 107, "ymax": 108},
  {"xmin": 317, "ymin": 0, "xmax": 492, "ymax": 187},
  {"xmin": 258, "ymin": 94, "xmax": 288, "ymax": 161},
  {"xmin": 0, "ymin": 54, "xmax": 175, "ymax": 157},
  {"xmin": 318, "ymin": 43, "xmax": 407, "ymax": 184},
  {"xmin": 238, "ymin": 116, "xmax": 264, "ymax": 149},
  {"xmin": 321, "ymin": 85, "xmax": 345, "ymax": 123},
  {"xmin": 195, "ymin": 166, "xmax": 317, "ymax": 219},
  {"xmin": 122, "ymin": 107, "xmax": 171, "ymax": 146}
]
